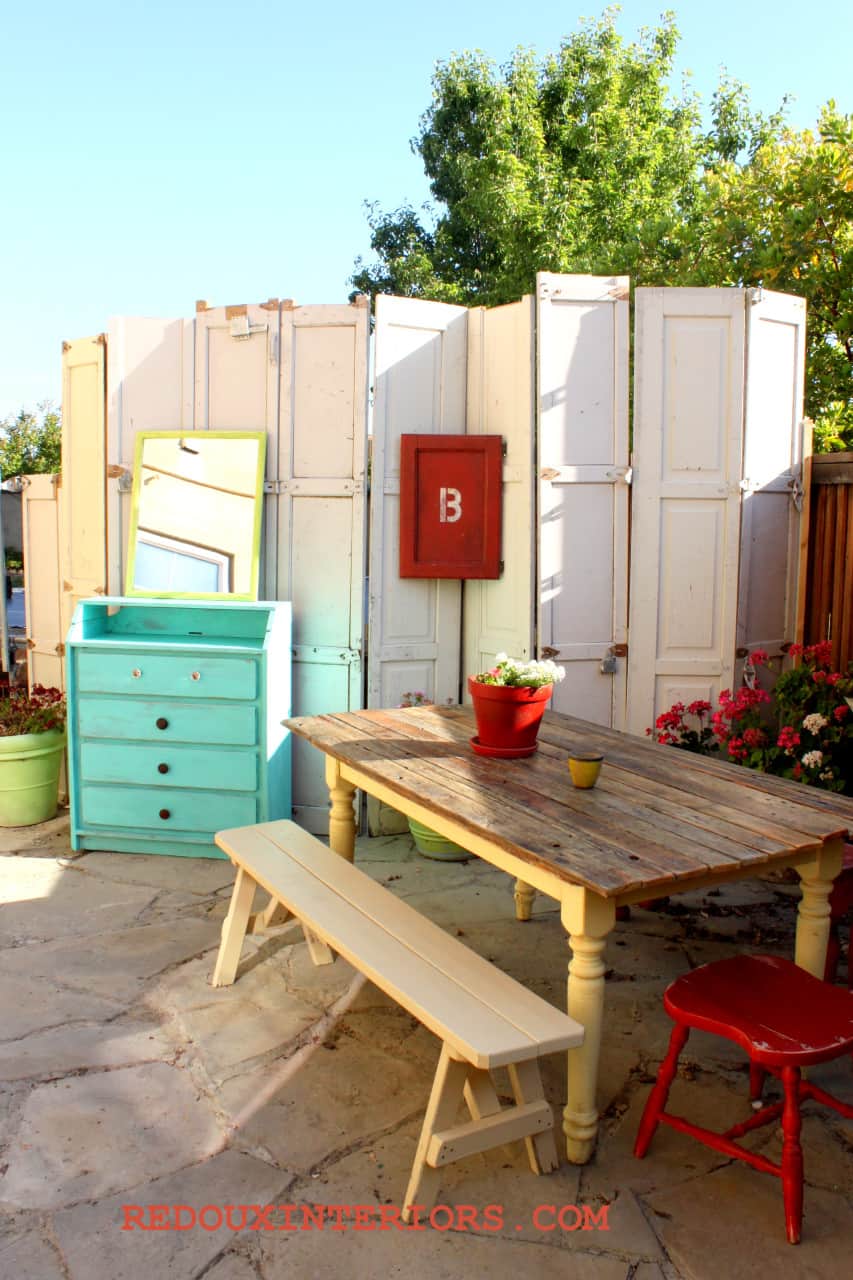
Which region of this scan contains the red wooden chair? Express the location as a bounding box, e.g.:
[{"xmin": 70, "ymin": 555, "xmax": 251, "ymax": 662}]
[
  {"xmin": 634, "ymin": 955, "xmax": 853, "ymax": 1244},
  {"xmin": 825, "ymin": 843, "xmax": 853, "ymax": 987}
]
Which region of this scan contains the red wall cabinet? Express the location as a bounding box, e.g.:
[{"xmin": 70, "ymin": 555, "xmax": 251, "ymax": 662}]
[{"xmin": 399, "ymin": 435, "xmax": 503, "ymax": 579}]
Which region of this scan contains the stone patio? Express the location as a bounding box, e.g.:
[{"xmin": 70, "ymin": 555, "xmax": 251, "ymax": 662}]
[{"xmin": 0, "ymin": 815, "xmax": 850, "ymax": 1280}]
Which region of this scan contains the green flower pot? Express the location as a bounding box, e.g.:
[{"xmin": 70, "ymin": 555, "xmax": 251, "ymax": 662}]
[
  {"xmin": 407, "ymin": 816, "xmax": 469, "ymax": 862},
  {"xmin": 0, "ymin": 729, "xmax": 65, "ymax": 827}
]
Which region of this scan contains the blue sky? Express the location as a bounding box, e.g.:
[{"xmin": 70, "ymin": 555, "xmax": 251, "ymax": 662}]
[{"xmin": 1, "ymin": 1, "xmax": 849, "ymax": 418}]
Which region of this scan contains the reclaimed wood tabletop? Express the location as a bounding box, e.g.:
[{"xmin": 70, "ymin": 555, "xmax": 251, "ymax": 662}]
[{"xmin": 285, "ymin": 703, "xmax": 853, "ymax": 1163}]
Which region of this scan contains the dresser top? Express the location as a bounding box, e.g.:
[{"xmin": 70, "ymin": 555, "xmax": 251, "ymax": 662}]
[{"xmin": 68, "ymin": 598, "xmax": 290, "ymax": 650}]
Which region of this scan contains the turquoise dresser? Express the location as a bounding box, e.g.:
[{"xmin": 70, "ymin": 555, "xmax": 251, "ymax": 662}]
[{"xmin": 67, "ymin": 599, "xmax": 291, "ymax": 858}]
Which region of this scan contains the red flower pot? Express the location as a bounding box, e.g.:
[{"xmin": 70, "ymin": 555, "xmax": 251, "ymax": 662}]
[{"xmin": 467, "ymin": 676, "xmax": 553, "ymax": 757}]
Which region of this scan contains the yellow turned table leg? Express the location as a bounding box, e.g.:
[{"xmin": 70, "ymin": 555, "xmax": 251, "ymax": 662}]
[
  {"xmin": 325, "ymin": 755, "xmax": 357, "ymax": 862},
  {"xmin": 514, "ymin": 879, "xmax": 536, "ymax": 921},
  {"xmin": 795, "ymin": 838, "xmax": 844, "ymax": 978},
  {"xmin": 561, "ymin": 886, "xmax": 616, "ymax": 1163}
]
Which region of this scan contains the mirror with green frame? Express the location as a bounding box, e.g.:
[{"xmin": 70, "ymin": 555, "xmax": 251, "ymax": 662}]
[{"xmin": 125, "ymin": 431, "xmax": 266, "ymax": 600}]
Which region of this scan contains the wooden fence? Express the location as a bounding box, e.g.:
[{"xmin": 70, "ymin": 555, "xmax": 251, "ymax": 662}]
[{"xmin": 803, "ymin": 451, "xmax": 853, "ymax": 671}]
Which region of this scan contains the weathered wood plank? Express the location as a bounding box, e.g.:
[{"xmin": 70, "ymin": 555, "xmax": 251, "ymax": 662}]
[{"xmin": 366, "ymin": 709, "xmax": 771, "ymax": 873}]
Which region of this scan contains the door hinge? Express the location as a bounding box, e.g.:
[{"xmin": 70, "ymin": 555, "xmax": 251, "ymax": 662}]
[
  {"xmin": 540, "ymin": 646, "xmax": 560, "ymax": 659},
  {"xmin": 55, "ymin": 642, "xmax": 66, "ymax": 656}
]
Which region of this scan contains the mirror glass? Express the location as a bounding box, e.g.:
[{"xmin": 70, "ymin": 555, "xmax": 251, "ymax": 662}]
[{"xmin": 125, "ymin": 431, "xmax": 266, "ymax": 600}]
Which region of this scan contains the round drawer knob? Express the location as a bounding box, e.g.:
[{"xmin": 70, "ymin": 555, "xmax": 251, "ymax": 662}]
[
  {"xmin": 156, "ymin": 717, "xmax": 169, "ymax": 730},
  {"xmin": 157, "ymin": 762, "xmax": 169, "ymax": 775},
  {"xmin": 131, "ymin": 668, "xmax": 142, "ymax": 679},
  {"xmin": 190, "ymin": 670, "xmax": 201, "ymax": 682},
  {"xmin": 159, "ymin": 808, "xmax": 171, "ymax": 820}
]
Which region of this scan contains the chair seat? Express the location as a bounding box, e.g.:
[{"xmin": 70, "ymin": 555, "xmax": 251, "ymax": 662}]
[{"xmin": 664, "ymin": 954, "xmax": 853, "ymax": 1067}]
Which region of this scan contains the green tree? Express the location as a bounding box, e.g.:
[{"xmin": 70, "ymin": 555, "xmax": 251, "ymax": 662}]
[
  {"xmin": 683, "ymin": 104, "xmax": 853, "ymax": 449},
  {"xmin": 0, "ymin": 404, "xmax": 62, "ymax": 477},
  {"xmin": 351, "ymin": 11, "xmax": 778, "ymax": 307},
  {"xmin": 351, "ymin": 10, "xmax": 853, "ymax": 448}
]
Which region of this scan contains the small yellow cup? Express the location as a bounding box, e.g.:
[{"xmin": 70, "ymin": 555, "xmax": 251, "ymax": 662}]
[{"xmin": 568, "ymin": 752, "xmax": 604, "ymax": 789}]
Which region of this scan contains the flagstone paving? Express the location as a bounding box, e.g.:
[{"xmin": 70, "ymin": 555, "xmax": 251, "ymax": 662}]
[{"xmin": 0, "ymin": 816, "xmax": 850, "ymax": 1280}]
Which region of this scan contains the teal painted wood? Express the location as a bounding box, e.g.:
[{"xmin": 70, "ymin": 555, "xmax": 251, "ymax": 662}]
[
  {"xmin": 77, "ymin": 697, "xmax": 258, "ymax": 745},
  {"xmin": 79, "ymin": 741, "xmax": 259, "ymax": 792},
  {"xmin": 76, "ymin": 650, "xmax": 259, "ymax": 699},
  {"xmin": 67, "ymin": 598, "xmax": 291, "ymax": 858},
  {"xmin": 81, "ymin": 784, "xmax": 258, "ymax": 833}
]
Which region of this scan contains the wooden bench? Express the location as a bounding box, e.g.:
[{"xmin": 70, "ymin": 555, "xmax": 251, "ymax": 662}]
[{"xmin": 212, "ymin": 820, "xmax": 584, "ymax": 1217}]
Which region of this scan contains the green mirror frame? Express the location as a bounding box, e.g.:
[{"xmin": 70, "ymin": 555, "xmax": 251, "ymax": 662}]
[{"xmin": 124, "ymin": 431, "xmax": 267, "ymax": 601}]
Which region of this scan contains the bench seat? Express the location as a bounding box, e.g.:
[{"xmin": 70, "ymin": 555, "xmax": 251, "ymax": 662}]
[{"xmin": 212, "ymin": 819, "xmax": 584, "ymax": 1215}]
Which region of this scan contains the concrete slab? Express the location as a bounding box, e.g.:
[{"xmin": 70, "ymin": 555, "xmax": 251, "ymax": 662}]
[
  {"xmin": 217, "ymin": 1018, "xmax": 429, "ymax": 1172},
  {"xmin": 0, "ymin": 1018, "xmax": 174, "ymax": 1083},
  {"xmin": 0, "ymin": 1227, "xmax": 67, "ymax": 1280},
  {"xmin": 0, "ymin": 918, "xmax": 222, "ymax": 1003},
  {"xmin": 645, "ymin": 1162, "xmax": 853, "ymax": 1277},
  {"xmin": 171, "ymin": 998, "xmax": 322, "ymax": 1083},
  {"xmin": 71, "ymin": 851, "xmax": 236, "ymax": 895},
  {"xmin": 0, "ymin": 1062, "xmax": 223, "ymax": 1209},
  {"xmin": 51, "ymin": 1149, "xmax": 287, "ymax": 1280},
  {"xmin": 0, "ymin": 973, "xmax": 123, "ymax": 1040},
  {"xmin": 1, "ymin": 824, "xmax": 849, "ymax": 1280},
  {"xmin": 0, "ymin": 858, "xmax": 157, "ymax": 945},
  {"xmin": 258, "ymin": 1216, "xmax": 634, "ymax": 1279},
  {"xmin": 202, "ymin": 1252, "xmax": 261, "ymax": 1280},
  {"xmin": 0, "ymin": 813, "xmax": 71, "ymax": 857}
]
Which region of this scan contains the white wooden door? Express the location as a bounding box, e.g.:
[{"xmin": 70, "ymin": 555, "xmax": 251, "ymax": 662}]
[
  {"xmin": 627, "ymin": 288, "xmax": 747, "ymax": 736},
  {"xmin": 369, "ymin": 295, "xmax": 468, "ymax": 708},
  {"xmin": 194, "ymin": 301, "xmax": 281, "ymax": 598},
  {"xmin": 60, "ymin": 335, "xmax": 107, "ymax": 636},
  {"xmin": 22, "ymin": 474, "xmax": 64, "ymax": 690},
  {"xmin": 278, "ymin": 300, "xmax": 370, "ymax": 831},
  {"xmin": 462, "ymin": 298, "xmax": 536, "ymax": 681},
  {"xmin": 536, "ymin": 273, "xmax": 630, "ymax": 727},
  {"xmin": 737, "ymin": 289, "xmax": 807, "ymax": 685},
  {"xmin": 106, "ymin": 316, "xmax": 194, "ymax": 593}
]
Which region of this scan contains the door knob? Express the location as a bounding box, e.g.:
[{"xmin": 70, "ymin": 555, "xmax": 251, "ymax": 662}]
[
  {"xmin": 156, "ymin": 717, "xmax": 169, "ymax": 730},
  {"xmin": 157, "ymin": 763, "xmax": 169, "ymax": 774},
  {"xmin": 159, "ymin": 809, "xmax": 170, "ymax": 820}
]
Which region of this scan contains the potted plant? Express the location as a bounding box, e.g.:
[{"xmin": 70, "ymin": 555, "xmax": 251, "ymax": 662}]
[
  {"xmin": 398, "ymin": 692, "xmax": 468, "ymax": 861},
  {"xmin": 0, "ymin": 684, "xmax": 66, "ymax": 827},
  {"xmin": 468, "ymin": 653, "xmax": 565, "ymax": 758}
]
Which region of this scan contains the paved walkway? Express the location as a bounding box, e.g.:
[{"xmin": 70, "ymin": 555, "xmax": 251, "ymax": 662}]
[{"xmin": 0, "ymin": 817, "xmax": 850, "ymax": 1279}]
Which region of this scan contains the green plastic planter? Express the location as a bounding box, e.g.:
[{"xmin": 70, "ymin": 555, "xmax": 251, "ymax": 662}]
[
  {"xmin": 0, "ymin": 730, "xmax": 65, "ymax": 827},
  {"xmin": 407, "ymin": 816, "xmax": 469, "ymax": 862}
]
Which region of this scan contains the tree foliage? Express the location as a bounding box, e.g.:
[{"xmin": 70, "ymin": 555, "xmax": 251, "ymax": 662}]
[
  {"xmin": 351, "ymin": 9, "xmax": 852, "ymax": 448},
  {"xmin": 0, "ymin": 404, "xmax": 62, "ymax": 477},
  {"xmin": 685, "ymin": 105, "xmax": 853, "ymax": 449}
]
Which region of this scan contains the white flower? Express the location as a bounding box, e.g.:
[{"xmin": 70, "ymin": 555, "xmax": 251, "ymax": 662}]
[
  {"xmin": 801, "ymin": 750, "xmax": 824, "ymax": 768},
  {"xmin": 802, "ymin": 713, "xmax": 828, "ymax": 734},
  {"xmin": 477, "ymin": 654, "xmax": 566, "ymax": 688}
]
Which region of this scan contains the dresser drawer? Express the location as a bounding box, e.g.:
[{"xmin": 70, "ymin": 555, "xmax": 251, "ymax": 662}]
[
  {"xmin": 81, "ymin": 785, "xmax": 258, "ymax": 834},
  {"xmin": 77, "ymin": 697, "xmax": 258, "ymax": 746},
  {"xmin": 79, "ymin": 742, "xmax": 258, "ymax": 792},
  {"xmin": 75, "ymin": 651, "xmax": 258, "ymax": 700}
]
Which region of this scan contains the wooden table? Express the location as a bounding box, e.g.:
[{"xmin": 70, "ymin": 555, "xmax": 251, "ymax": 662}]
[{"xmin": 285, "ymin": 704, "xmax": 853, "ymax": 1164}]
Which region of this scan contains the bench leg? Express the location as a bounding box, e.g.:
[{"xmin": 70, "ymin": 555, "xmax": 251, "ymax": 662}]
[
  {"xmin": 514, "ymin": 879, "xmax": 536, "ymax": 921},
  {"xmin": 302, "ymin": 925, "xmax": 335, "ymax": 967},
  {"xmin": 403, "ymin": 1044, "xmax": 469, "ymax": 1221},
  {"xmin": 509, "ymin": 1059, "xmax": 559, "ymax": 1174},
  {"xmin": 212, "ymin": 867, "xmax": 258, "ymax": 988},
  {"xmin": 463, "ymin": 1068, "xmax": 502, "ymax": 1121},
  {"xmin": 248, "ymin": 897, "xmax": 293, "ymax": 934}
]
